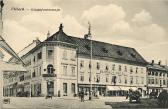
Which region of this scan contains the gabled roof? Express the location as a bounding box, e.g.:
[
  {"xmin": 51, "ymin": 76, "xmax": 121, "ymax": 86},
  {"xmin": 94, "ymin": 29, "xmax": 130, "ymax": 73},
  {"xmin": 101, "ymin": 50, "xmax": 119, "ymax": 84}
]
[{"xmin": 44, "ymin": 25, "xmax": 147, "ymax": 65}]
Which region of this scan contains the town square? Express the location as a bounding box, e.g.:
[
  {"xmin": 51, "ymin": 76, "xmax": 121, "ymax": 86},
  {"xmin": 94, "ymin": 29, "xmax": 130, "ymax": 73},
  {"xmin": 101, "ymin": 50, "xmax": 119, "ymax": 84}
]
[{"xmin": 1, "ymin": 0, "xmax": 168, "ymax": 109}]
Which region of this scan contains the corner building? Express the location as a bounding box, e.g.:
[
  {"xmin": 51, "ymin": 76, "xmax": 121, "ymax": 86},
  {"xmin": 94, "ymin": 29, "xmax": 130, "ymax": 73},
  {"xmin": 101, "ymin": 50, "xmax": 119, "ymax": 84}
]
[{"xmin": 8, "ymin": 24, "xmax": 148, "ymax": 97}]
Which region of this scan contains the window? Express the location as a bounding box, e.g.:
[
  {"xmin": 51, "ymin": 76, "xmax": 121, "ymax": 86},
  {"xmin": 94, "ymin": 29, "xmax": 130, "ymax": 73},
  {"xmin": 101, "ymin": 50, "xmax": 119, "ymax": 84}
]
[
  {"xmin": 117, "ymin": 50, "xmax": 122, "ymax": 56},
  {"xmin": 130, "ymin": 67, "xmax": 133, "ymax": 73},
  {"xmin": 96, "ymin": 75, "xmax": 100, "ymax": 83},
  {"xmin": 124, "ymin": 66, "xmax": 127, "ymax": 72},
  {"xmin": 106, "ymin": 64, "xmax": 109, "ymax": 71},
  {"xmin": 63, "ymin": 66, "xmax": 67, "ymax": 76},
  {"xmin": 148, "ymin": 71, "xmax": 151, "ymax": 75},
  {"xmin": 70, "ymin": 52, "xmax": 76, "ymax": 61},
  {"xmin": 130, "ymin": 76, "xmax": 133, "ymax": 84},
  {"xmin": 163, "ymin": 79, "xmax": 166, "ymax": 85},
  {"xmin": 136, "ymin": 67, "xmax": 138, "ymax": 73},
  {"xmin": 97, "ymin": 62, "xmax": 100, "ymax": 70},
  {"xmin": 71, "ymin": 83, "xmax": 75, "ymax": 93},
  {"xmin": 152, "ymin": 71, "xmax": 154, "ymax": 76},
  {"xmin": 112, "ymin": 64, "xmax": 115, "ymax": 71},
  {"xmin": 155, "ymin": 78, "xmax": 158, "ymax": 84},
  {"xmin": 80, "ymin": 60, "xmax": 84, "ymax": 68},
  {"xmin": 63, "ymin": 50, "xmax": 67, "ymax": 59},
  {"xmin": 37, "ymin": 52, "xmax": 42, "ymax": 60},
  {"xmin": 63, "ymin": 83, "xmax": 67, "ymax": 95},
  {"xmin": 141, "ymin": 68, "xmax": 143, "ymax": 73},
  {"xmin": 160, "ymin": 80, "xmax": 162, "ymax": 86},
  {"xmin": 152, "ymin": 79, "xmax": 154, "ymax": 84},
  {"xmin": 32, "ymin": 69, "xmax": 36, "ymax": 77},
  {"xmin": 106, "ymin": 76, "xmax": 109, "ymax": 82},
  {"xmin": 33, "ymin": 56, "xmax": 36, "ymax": 62},
  {"xmin": 119, "ymin": 65, "xmax": 122, "ymax": 71},
  {"xmin": 160, "ymin": 73, "xmax": 162, "ymax": 76},
  {"xmin": 112, "ymin": 76, "xmax": 117, "ymax": 85},
  {"xmin": 47, "ymin": 64, "xmax": 54, "ymax": 74},
  {"xmin": 80, "ymin": 74, "xmax": 84, "ymax": 81},
  {"xmin": 47, "ymin": 50, "xmax": 53, "ymax": 59},
  {"xmin": 102, "ymin": 48, "xmax": 108, "ymax": 53},
  {"xmin": 155, "ymin": 72, "xmax": 158, "ymax": 76},
  {"xmin": 71, "ymin": 67, "xmax": 75, "ymax": 76},
  {"xmin": 124, "ymin": 76, "xmax": 127, "ymax": 84}
]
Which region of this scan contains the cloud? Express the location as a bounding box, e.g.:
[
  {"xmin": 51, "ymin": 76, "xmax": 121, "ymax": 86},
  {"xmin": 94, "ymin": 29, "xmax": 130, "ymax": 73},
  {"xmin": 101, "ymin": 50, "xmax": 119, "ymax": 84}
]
[
  {"xmin": 132, "ymin": 10, "xmax": 152, "ymax": 26},
  {"xmin": 2, "ymin": 0, "xmax": 87, "ymax": 61},
  {"xmin": 82, "ymin": 4, "xmax": 125, "ymax": 24}
]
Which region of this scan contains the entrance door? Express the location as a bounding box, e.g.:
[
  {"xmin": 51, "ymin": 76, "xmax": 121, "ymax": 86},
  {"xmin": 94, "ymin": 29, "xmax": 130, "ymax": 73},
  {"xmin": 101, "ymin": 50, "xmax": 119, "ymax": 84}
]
[{"xmin": 47, "ymin": 81, "xmax": 54, "ymax": 96}]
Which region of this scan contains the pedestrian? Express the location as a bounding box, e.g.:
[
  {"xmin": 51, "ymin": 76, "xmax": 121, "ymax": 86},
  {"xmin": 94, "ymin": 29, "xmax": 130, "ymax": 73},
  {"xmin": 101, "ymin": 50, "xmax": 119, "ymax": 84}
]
[{"xmin": 81, "ymin": 90, "xmax": 84, "ymax": 102}]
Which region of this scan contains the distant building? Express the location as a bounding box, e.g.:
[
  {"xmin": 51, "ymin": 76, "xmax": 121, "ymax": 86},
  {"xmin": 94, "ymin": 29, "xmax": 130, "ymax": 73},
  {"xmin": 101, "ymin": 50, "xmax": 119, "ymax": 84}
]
[
  {"xmin": 5, "ymin": 24, "xmax": 148, "ymax": 97},
  {"xmin": 146, "ymin": 60, "xmax": 168, "ymax": 95}
]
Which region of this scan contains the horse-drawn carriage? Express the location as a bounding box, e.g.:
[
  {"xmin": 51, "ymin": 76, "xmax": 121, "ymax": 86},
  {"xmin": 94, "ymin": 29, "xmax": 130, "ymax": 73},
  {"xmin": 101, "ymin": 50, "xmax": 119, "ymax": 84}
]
[{"xmin": 126, "ymin": 90, "xmax": 142, "ymax": 103}]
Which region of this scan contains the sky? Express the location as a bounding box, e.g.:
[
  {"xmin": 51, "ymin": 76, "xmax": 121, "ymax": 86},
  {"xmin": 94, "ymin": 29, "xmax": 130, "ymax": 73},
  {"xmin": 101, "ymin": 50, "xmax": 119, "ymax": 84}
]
[{"xmin": 1, "ymin": 0, "xmax": 168, "ymax": 64}]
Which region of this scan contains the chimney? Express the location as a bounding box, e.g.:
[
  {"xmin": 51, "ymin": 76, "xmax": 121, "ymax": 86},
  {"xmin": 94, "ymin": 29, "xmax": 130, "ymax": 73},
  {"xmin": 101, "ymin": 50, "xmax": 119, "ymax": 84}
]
[
  {"xmin": 158, "ymin": 60, "xmax": 161, "ymax": 65},
  {"xmin": 59, "ymin": 23, "xmax": 63, "ymax": 32},
  {"xmin": 151, "ymin": 60, "xmax": 154, "ymax": 65},
  {"xmin": 47, "ymin": 31, "xmax": 50, "ymax": 38}
]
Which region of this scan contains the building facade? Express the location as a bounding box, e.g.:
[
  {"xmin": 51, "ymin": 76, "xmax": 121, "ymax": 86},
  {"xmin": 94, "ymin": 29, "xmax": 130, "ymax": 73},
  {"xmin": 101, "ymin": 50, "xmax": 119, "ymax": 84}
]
[
  {"xmin": 147, "ymin": 60, "xmax": 168, "ymax": 95},
  {"xmin": 4, "ymin": 24, "xmax": 148, "ymax": 97}
]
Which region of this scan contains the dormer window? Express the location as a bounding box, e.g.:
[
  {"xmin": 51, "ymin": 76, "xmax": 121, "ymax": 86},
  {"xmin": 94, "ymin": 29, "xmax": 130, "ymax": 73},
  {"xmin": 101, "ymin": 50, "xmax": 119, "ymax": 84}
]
[
  {"xmin": 85, "ymin": 45, "xmax": 90, "ymax": 50},
  {"xmin": 117, "ymin": 50, "xmax": 122, "ymax": 56},
  {"xmin": 130, "ymin": 53, "xmax": 136, "ymax": 58},
  {"xmin": 102, "ymin": 48, "xmax": 108, "ymax": 53}
]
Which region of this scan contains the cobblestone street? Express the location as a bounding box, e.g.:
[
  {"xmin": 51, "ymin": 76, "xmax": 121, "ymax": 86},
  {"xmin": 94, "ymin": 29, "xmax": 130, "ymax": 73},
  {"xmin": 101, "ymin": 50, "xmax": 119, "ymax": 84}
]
[{"xmin": 3, "ymin": 96, "xmax": 128, "ymax": 109}]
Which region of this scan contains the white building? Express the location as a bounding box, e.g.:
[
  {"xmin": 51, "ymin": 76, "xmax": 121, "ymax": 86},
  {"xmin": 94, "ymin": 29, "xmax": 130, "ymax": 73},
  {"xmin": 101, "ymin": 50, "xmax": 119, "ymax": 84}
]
[
  {"xmin": 147, "ymin": 60, "xmax": 168, "ymax": 95},
  {"xmin": 6, "ymin": 24, "xmax": 148, "ymax": 97}
]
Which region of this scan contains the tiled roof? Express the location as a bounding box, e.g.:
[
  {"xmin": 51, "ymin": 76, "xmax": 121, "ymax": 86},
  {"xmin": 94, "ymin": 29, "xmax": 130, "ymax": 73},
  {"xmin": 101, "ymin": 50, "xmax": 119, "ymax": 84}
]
[{"xmin": 45, "ymin": 29, "xmax": 147, "ymax": 65}]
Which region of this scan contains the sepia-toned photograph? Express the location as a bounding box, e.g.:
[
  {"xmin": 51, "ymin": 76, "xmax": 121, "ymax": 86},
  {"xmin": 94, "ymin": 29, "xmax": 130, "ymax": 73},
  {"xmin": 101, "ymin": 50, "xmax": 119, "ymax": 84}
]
[{"xmin": 0, "ymin": 0, "xmax": 168, "ymax": 109}]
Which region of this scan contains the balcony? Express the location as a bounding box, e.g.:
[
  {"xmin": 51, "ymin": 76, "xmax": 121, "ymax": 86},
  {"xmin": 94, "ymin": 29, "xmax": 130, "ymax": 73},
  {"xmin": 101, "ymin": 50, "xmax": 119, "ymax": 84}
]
[{"xmin": 42, "ymin": 73, "xmax": 56, "ymax": 77}]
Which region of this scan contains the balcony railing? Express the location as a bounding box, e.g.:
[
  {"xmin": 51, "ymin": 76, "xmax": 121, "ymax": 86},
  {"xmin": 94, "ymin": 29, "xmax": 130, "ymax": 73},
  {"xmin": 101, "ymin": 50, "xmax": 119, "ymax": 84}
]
[{"xmin": 42, "ymin": 73, "xmax": 56, "ymax": 77}]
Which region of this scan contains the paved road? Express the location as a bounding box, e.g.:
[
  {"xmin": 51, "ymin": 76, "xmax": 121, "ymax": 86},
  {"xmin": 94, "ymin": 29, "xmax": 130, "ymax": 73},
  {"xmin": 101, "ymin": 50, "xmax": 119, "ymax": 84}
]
[{"xmin": 3, "ymin": 96, "xmax": 127, "ymax": 109}]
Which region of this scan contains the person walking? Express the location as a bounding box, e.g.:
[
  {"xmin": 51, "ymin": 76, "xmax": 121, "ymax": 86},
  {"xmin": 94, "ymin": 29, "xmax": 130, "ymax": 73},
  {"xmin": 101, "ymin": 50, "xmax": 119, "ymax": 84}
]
[{"xmin": 81, "ymin": 90, "xmax": 84, "ymax": 102}]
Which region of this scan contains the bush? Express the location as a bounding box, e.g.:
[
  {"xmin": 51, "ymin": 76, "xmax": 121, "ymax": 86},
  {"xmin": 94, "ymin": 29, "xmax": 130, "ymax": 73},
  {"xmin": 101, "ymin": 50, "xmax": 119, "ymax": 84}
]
[{"xmin": 157, "ymin": 90, "xmax": 168, "ymax": 108}]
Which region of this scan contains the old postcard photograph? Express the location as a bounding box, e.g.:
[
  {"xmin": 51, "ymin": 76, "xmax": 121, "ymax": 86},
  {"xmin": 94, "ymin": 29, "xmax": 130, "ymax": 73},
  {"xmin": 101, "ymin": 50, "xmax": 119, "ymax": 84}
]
[{"xmin": 0, "ymin": 0, "xmax": 168, "ymax": 109}]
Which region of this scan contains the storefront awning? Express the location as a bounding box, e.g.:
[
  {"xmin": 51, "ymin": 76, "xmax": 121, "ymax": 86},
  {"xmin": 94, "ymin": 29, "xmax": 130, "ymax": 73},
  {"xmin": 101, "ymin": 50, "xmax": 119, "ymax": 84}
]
[
  {"xmin": 107, "ymin": 86, "xmax": 120, "ymax": 91},
  {"xmin": 120, "ymin": 86, "xmax": 130, "ymax": 91},
  {"xmin": 130, "ymin": 87, "xmax": 137, "ymax": 91}
]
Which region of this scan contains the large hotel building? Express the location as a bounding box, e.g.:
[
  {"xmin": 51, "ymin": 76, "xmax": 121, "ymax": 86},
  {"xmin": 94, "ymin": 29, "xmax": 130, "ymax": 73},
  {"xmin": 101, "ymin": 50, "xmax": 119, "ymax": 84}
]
[{"xmin": 3, "ymin": 24, "xmax": 168, "ymax": 97}]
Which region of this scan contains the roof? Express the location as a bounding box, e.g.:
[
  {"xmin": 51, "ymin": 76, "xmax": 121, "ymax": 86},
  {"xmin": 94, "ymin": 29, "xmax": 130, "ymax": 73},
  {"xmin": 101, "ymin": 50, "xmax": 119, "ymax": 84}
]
[
  {"xmin": 147, "ymin": 63, "xmax": 168, "ymax": 72},
  {"xmin": 44, "ymin": 25, "xmax": 147, "ymax": 65},
  {"xmin": 0, "ymin": 60, "xmax": 26, "ymax": 72}
]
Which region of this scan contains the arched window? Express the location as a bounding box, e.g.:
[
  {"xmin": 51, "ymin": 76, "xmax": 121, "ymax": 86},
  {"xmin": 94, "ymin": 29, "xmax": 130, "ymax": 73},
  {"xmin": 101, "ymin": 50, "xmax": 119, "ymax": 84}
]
[{"xmin": 47, "ymin": 64, "xmax": 54, "ymax": 74}]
